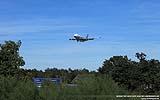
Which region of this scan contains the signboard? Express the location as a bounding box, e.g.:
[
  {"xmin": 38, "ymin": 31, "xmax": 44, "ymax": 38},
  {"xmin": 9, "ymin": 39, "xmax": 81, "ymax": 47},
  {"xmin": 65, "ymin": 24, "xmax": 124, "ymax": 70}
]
[{"xmin": 32, "ymin": 78, "xmax": 62, "ymax": 87}]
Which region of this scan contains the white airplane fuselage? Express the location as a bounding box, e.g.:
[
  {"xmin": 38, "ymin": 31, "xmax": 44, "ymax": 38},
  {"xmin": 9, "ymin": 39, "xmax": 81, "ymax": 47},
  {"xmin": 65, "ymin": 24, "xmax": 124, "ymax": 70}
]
[{"xmin": 69, "ymin": 34, "xmax": 94, "ymax": 42}]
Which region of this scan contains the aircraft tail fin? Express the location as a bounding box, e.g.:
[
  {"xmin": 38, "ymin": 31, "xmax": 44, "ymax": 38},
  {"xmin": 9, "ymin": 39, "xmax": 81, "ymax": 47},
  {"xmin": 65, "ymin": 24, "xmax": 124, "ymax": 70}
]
[{"xmin": 86, "ymin": 34, "xmax": 89, "ymax": 39}]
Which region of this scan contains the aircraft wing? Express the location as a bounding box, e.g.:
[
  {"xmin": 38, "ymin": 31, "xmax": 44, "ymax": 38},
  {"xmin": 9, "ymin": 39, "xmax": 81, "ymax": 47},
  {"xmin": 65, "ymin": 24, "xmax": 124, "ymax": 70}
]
[
  {"xmin": 87, "ymin": 38, "xmax": 94, "ymax": 40},
  {"xmin": 69, "ymin": 38, "xmax": 76, "ymax": 40}
]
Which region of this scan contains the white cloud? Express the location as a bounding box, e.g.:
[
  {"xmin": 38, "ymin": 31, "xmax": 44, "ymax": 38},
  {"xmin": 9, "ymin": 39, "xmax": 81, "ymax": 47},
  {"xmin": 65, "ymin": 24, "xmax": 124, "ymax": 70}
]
[{"xmin": 0, "ymin": 18, "xmax": 87, "ymax": 35}]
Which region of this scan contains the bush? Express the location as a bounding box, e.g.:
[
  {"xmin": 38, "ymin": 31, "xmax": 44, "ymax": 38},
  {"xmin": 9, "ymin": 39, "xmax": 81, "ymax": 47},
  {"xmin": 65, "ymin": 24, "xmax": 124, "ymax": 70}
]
[
  {"xmin": 57, "ymin": 75, "xmax": 136, "ymax": 100},
  {"xmin": 0, "ymin": 76, "xmax": 39, "ymax": 100},
  {"xmin": 0, "ymin": 75, "xmax": 139, "ymax": 100}
]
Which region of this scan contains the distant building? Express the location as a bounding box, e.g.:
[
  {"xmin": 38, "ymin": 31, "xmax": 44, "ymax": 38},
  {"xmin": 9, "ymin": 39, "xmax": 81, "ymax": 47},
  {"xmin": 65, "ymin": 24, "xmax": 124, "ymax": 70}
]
[
  {"xmin": 71, "ymin": 74, "xmax": 92, "ymax": 84},
  {"xmin": 32, "ymin": 78, "xmax": 62, "ymax": 87},
  {"xmin": 64, "ymin": 74, "xmax": 90, "ymax": 87}
]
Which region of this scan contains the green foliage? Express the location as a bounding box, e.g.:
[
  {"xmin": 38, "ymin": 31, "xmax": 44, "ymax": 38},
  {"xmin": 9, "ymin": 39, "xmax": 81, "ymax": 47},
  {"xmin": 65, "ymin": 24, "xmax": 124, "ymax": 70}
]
[
  {"xmin": 0, "ymin": 40, "xmax": 157, "ymax": 99},
  {"xmin": 99, "ymin": 55, "xmax": 160, "ymax": 94},
  {"xmin": 24, "ymin": 68, "xmax": 90, "ymax": 83},
  {"xmin": 0, "ymin": 40, "xmax": 25, "ymax": 76},
  {"xmin": 0, "ymin": 76, "xmax": 39, "ymax": 100},
  {"xmin": 77, "ymin": 75, "xmax": 126, "ymax": 95},
  {"xmin": 57, "ymin": 75, "xmax": 133, "ymax": 100},
  {"xmin": 135, "ymin": 52, "xmax": 146, "ymax": 61},
  {"xmin": 0, "ymin": 75, "xmax": 136, "ymax": 100},
  {"xmin": 39, "ymin": 81, "xmax": 59, "ymax": 100}
]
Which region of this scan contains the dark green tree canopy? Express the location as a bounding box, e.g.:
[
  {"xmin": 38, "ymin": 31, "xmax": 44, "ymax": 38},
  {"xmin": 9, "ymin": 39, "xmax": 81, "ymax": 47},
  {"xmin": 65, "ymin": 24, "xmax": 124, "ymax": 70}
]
[
  {"xmin": 98, "ymin": 54, "xmax": 160, "ymax": 94},
  {"xmin": 135, "ymin": 52, "xmax": 146, "ymax": 61},
  {"xmin": 0, "ymin": 40, "xmax": 25, "ymax": 76}
]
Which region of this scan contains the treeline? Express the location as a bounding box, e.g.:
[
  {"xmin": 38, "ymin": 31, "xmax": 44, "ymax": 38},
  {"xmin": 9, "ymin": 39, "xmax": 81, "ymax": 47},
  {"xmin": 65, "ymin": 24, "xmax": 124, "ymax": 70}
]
[
  {"xmin": 21, "ymin": 68, "xmax": 94, "ymax": 83},
  {"xmin": 0, "ymin": 40, "xmax": 160, "ymax": 97},
  {"xmin": 98, "ymin": 53, "xmax": 160, "ymax": 94},
  {"xmin": 0, "ymin": 40, "xmax": 132, "ymax": 100}
]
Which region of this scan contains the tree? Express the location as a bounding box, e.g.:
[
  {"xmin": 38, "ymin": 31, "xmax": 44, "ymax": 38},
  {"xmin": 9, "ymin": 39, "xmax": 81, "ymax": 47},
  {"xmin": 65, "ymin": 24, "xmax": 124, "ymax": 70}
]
[
  {"xmin": 98, "ymin": 56, "xmax": 135, "ymax": 87},
  {"xmin": 137, "ymin": 59, "xmax": 160, "ymax": 94},
  {"xmin": 0, "ymin": 40, "xmax": 25, "ymax": 76},
  {"xmin": 98, "ymin": 54, "xmax": 160, "ymax": 94},
  {"xmin": 135, "ymin": 52, "xmax": 146, "ymax": 61}
]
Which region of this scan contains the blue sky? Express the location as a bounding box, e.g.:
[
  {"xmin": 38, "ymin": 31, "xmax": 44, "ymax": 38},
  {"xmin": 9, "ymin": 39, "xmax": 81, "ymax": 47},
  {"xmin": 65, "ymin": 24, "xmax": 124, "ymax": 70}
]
[{"xmin": 0, "ymin": 0, "xmax": 160, "ymax": 70}]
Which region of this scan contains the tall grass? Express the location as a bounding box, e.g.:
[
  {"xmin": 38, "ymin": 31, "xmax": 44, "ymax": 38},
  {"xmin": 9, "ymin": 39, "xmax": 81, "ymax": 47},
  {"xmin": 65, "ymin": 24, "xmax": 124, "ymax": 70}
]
[
  {"xmin": 0, "ymin": 76, "xmax": 39, "ymax": 100},
  {"xmin": 57, "ymin": 75, "xmax": 132, "ymax": 100},
  {"xmin": 0, "ymin": 75, "xmax": 140, "ymax": 100}
]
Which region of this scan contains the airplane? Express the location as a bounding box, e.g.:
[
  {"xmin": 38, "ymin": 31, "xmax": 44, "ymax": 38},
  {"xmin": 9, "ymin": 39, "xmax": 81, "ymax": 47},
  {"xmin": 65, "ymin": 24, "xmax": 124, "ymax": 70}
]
[{"xmin": 69, "ymin": 34, "xmax": 95, "ymax": 42}]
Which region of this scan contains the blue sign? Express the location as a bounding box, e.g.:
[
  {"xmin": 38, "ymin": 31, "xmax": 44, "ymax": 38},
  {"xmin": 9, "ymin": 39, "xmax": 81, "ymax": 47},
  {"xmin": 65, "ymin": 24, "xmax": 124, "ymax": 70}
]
[{"xmin": 32, "ymin": 78, "xmax": 62, "ymax": 87}]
